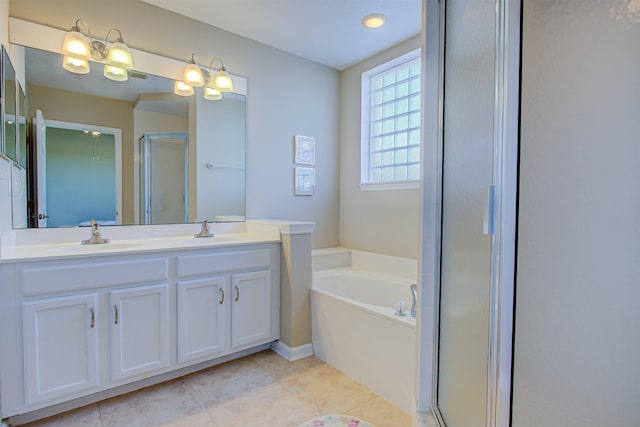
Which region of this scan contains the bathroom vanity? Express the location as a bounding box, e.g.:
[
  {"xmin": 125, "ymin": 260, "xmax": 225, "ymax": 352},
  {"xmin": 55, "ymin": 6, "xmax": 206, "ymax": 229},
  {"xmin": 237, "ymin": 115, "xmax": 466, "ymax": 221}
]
[{"xmin": 0, "ymin": 222, "xmax": 311, "ymax": 423}]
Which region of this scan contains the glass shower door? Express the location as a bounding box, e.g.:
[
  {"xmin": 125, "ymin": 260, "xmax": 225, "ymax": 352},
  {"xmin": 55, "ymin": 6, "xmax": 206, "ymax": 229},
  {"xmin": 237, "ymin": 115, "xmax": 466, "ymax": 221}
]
[
  {"xmin": 139, "ymin": 132, "xmax": 189, "ymax": 225},
  {"xmin": 436, "ymin": 0, "xmax": 496, "ymax": 425}
]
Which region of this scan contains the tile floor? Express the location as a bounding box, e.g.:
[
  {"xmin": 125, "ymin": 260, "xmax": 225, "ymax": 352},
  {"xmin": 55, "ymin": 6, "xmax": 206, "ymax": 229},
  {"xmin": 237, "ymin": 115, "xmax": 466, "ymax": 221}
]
[{"xmin": 20, "ymin": 350, "xmax": 412, "ymax": 427}]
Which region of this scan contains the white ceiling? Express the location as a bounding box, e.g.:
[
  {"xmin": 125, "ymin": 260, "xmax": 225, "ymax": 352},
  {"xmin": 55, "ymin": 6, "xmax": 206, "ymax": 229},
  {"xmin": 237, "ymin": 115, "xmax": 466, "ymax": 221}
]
[{"xmin": 139, "ymin": 0, "xmax": 422, "ymax": 70}]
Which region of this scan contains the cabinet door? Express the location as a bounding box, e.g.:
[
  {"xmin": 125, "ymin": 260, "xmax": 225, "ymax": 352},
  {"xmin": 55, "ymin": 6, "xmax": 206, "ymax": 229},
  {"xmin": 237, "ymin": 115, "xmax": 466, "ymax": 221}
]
[
  {"xmin": 177, "ymin": 277, "xmax": 226, "ymax": 364},
  {"xmin": 23, "ymin": 294, "xmax": 98, "ymax": 405},
  {"xmin": 231, "ymin": 270, "xmax": 272, "ymax": 349},
  {"xmin": 110, "ymin": 284, "xmax": 169, "ymax": 381}
]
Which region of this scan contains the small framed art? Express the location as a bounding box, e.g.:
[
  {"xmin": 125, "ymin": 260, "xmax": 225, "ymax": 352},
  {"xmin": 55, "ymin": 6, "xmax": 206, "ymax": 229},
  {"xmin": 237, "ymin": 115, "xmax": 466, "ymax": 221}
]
[
  {"xmin": 294, "ymin": 135, "xmax": 315, "ymax": 165},
  {"xmin": 294, "ymin": 167, "xmax": 315, "ymax": 196}
]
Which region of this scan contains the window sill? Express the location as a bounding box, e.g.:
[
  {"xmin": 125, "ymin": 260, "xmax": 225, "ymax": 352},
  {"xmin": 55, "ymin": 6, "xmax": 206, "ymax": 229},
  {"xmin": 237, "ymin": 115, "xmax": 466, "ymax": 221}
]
[{"xmin": 360, "ymin": 181, "xmax": 420, "ymax": 191}]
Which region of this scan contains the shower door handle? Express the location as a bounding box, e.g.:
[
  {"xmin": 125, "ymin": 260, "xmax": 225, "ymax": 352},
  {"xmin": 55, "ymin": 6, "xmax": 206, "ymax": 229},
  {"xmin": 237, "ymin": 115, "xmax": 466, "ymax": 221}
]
[{"xmin": 483, "ymin": 185, "xmax": 496, "ymax": 236}]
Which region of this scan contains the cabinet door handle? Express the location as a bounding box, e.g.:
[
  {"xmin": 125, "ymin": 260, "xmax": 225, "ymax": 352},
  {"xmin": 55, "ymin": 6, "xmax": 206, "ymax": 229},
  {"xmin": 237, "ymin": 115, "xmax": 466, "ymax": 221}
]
[
  {"xmin": 114, "ymin": 304, "xmax": 119, "ymax": 325},
  {"xmin": 235, "ymin": 285, "xmax": 240, "ymax": 302},
  {"xmin": 219, "ymin": 288, "xmax": 225, "ymax": 304},
  {"xmin": 89, "ymin": 307, "xmax": 95, "ymax": 328}
]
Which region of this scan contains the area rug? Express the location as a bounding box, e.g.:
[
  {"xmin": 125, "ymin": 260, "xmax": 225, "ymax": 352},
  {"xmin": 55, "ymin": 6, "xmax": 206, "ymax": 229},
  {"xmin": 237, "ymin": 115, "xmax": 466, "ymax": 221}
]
[{"xmin": 298, "ymin": 414, "xmax": 374, "ymax": 427}]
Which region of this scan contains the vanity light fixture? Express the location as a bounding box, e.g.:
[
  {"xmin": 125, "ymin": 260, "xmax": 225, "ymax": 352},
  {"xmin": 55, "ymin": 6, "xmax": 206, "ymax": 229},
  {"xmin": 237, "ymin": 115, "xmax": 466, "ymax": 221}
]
[
  {"xmin": 62, "ymin": 19, "xmax": 134, "ymax": 81},
  {"xmin": 362, "ymin": 13, "xmax": 387, "ymax": 29},
  {"xmin": 176, "ymin": 56, "xmax": 234, "ymax": 99},
  {"xmin": 207, "ymin": 58, "xmax": 234, "ymax": 93},
  {"xmin": 183, "ymin": 53, "xmax": 205, "ymax": 87}
]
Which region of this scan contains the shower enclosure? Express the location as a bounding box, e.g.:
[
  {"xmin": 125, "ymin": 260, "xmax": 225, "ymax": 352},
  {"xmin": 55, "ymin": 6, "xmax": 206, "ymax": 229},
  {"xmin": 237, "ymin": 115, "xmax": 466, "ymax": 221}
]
[
  {"xmin": 138, "ymin": 132, "xmax": 189, "ymax": 225},
  {"xmin": 419, "ymin": 0, "xmax": 520, "ymax": 426}
]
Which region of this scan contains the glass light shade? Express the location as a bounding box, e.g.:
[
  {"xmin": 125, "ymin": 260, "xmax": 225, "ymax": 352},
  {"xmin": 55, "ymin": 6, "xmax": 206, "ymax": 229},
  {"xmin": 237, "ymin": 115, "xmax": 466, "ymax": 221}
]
[
  {"xmin": 214, "ymin": 69, "xmax": 234, "ymax": 92},
  {"xmin": 204, "ymin": 77, "xmax": 222, "ymax": 100},
  {"xmin": 106, "ymin": 40, "xmax": 133, "ymax": 70},
  {"xmin": 63, "ymin": 55, "xmax": 90, "ymax": 74},
  {"xmin": 174, "ymin": 80, "xmax": 194, "ymax": 96},
  {"xmin": 104, "ymin": 64, "xmax": 128, "ymax": 81},
  {"xmin": 62, "ymin": 29, "xmax": 91, "ymax": 60},
  {"xmin": 362, "ymin": 13, "xmax": 386, "ymax": 29},
  {"xmin": 184, "ymin": 62, "xmax": 204, "ymax": 87}
]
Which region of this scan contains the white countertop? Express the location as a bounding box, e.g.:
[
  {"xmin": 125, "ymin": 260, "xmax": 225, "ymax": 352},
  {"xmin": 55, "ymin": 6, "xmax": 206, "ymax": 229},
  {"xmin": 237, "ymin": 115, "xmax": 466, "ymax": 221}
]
[
  {"xmin": 0, "ymin": 220, "xmax": 315, "ymax": 263},
  {"xmin": 0, "ymin": 233, "xmax": 281, "ymax": 263}
]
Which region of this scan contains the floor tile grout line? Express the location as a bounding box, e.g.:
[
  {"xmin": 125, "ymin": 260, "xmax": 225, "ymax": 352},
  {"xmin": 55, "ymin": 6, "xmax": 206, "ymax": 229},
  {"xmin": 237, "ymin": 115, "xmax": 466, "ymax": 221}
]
[
  {"xmin": 97, "ymin": 402, "xmax": 104, "ymax": 427},
  {"xmin": 182, "ymin": 374, "xmax": 218, "ymax": 427},
  {"xmin": 342, "ymin": 394, "xmax": 379, "ymax": 415}
]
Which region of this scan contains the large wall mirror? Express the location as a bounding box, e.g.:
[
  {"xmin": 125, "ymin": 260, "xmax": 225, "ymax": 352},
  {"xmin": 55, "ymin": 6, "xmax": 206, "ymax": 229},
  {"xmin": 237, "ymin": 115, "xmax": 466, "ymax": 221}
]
[{"xmin": 16, "ymin": 45, "xmax": 246, "ymax": 228}]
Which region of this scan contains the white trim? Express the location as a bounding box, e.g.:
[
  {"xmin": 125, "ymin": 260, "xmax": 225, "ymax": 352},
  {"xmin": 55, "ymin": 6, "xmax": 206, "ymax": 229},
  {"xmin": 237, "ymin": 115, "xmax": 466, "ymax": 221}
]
[
  {"xmin": 270, "ymin": 341, "xmax": 314, "ymax": 361},
  {"xmin": 360, "ymin": 181, "xmax": 420, "ymax": 191},
  {"xmin": 279, "ymin": 223, "xmax": 316, "ymax": 235},
  {"xmin": 487, "ymin": 0, "xmax": 520, "ymax": 426},
  {"xmin": 416, "ymin": 0, "xmax": 445, "ymax": 416},
  {"xmin": 43, "ymin": 119, "xmax": 123, "ymax": 226}
]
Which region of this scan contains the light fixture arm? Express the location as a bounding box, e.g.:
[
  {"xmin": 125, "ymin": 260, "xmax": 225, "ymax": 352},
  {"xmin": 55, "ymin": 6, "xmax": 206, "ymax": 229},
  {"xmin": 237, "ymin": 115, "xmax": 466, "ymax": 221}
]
[
  {"xmin": 207, "ymin": 57, "xmax": 226, "ymax": 75},
  {"xmin": 70, "ymin": 18, "xmax": 92, "ymax": 38},
  {"xmin": 189, "ymin": 52, "xmax": 202, "ymax": 66},
  {"xmin": 92, "ymin": 28, "xmax": 126, "ymax": 60}
]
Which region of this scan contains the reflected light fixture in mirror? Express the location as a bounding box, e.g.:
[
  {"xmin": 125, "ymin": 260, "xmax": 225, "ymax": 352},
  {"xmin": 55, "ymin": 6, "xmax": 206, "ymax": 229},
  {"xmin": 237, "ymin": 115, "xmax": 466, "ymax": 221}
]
[
  {"xmin": 174, "ymin": 80, "xmax": 195, "ymax": 96},
  {"xmin": 204, "ymin": 77, "xmax": 222, "ymax": 100},
  {"xmin": 62, "ymin": 18, "xmax": 133, "ymax": 81},
  {"xmin": 63, "ymin": 55, "xmax": 90, "ymax": 74}
]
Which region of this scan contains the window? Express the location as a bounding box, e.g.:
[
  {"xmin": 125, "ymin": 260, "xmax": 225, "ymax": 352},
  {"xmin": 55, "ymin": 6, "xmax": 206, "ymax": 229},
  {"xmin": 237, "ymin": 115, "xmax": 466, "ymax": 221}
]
[{"xmin": 361, "ymin": 49, "xmax": 421, "ymax": 190}]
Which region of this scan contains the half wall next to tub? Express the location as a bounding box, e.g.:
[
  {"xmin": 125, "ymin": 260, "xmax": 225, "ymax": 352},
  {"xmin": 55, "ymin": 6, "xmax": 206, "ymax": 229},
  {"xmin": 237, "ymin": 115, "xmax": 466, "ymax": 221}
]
[{"xmin": 311, "ymin": 248, "xmax": 418, "ymax": 414}]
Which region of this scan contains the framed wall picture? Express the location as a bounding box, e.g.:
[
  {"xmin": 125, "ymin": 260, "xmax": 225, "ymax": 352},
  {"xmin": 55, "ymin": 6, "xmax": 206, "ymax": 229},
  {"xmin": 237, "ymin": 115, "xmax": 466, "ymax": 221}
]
[
  {"xmin": 294, "ymin": 135, "xmax": 315, "ymax": 165},
  {"xmin": 294, "ymin": 167, "xmax": 315, "ymax": 196}
]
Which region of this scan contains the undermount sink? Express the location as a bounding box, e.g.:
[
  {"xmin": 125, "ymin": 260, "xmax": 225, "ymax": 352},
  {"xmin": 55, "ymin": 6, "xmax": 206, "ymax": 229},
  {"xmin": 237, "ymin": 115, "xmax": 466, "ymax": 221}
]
[{"xmin": 48, "ymin": 243, "xmax": 142, "ymax": 253}]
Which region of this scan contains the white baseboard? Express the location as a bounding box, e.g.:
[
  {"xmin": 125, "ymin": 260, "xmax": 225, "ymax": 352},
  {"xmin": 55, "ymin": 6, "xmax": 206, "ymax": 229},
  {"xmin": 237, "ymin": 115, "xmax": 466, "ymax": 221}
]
[{"xmin": 271, "ymin": 341, "xmax": 314, "ymax": 361}]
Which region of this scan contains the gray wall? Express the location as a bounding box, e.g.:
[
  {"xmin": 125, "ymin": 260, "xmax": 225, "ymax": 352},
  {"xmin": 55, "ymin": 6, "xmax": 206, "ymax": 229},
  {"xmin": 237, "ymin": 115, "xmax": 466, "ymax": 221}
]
[
  {"xmin": 10, "ymin": 0, "xmax": 340, "ymax": 248},
  {"xmin": 339, "ymin": 36, "xmax": 422, "ymax": 260},
  {"xmin": 513, "ymin": 1, "xmax": 640, "ymax": 425}
]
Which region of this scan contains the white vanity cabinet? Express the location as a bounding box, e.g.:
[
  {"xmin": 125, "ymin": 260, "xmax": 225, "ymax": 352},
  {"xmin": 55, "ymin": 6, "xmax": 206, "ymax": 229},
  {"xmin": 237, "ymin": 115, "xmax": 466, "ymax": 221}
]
[
  {"xmin": 175, "ymin": 247, "xmax": 279, "ymax": 362},
  {"xmin": 22, "ymin": 293, "xmax": 99, "ymax": 405},
  {"xmin": 0, "ymin": 242, "xmax": 280, "ymax": 422},
  {"xmin": 231, "ymin": 270, "xmax": 272, "ymax": 349},
  {"xmin": 110, "ymin": 284, "xmax": 170, "ymax": 381},
  {"xmin": 177, "ymin": 276, "xmax": 226, "ymax": 364}
]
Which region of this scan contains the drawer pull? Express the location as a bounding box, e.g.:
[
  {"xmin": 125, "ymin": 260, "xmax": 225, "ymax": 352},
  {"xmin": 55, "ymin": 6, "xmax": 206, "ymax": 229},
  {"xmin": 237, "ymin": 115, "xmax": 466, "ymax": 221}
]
[
  {"xmin": 235, "ymin": 285, "xmax": 240, "ymax": 302},
  {"xmin": 89, "ymin": 307, "xmax": 95, "ymax": 328},
  {"xmin": 219, "ymin": 288, "xmax": 225, "ymax": 305},
  {"xmin": 114, "ymin": 305, "xmax": 119, "ymax": 325}
]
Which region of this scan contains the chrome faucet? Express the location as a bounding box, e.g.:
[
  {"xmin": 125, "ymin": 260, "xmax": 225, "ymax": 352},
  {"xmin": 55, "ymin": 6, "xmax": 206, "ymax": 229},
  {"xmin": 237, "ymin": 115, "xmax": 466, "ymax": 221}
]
[
  {"xmin": 194, "ymin": 220, "xmax": 214, "ymax": 238},
  {"xmin": 81, "ymin": 220, "xmax": 111, "ymax": 245},
  {"xmin": 410, "ymin": 284, "xmax": 418, "ymax": 318}
]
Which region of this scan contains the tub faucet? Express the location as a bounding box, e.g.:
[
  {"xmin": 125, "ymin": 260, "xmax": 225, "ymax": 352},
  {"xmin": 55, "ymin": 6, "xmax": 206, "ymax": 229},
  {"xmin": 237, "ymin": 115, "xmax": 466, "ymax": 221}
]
[
  {"xmin": 410, "ymin": 284, "xmax": 418, "ymax": 318},
  {"xmin": 81, "ymin": 220, "xmax": 110, "ymax": 245},
  {"xmin": 194, "ymin": 219, "xmax": 214, "ymax": 238}
]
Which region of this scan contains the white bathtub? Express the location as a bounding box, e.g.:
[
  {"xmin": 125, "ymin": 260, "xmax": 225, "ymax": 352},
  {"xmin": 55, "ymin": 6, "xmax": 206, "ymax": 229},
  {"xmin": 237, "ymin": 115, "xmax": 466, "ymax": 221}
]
[{"xmin": 311, "ymin": 266, "xmax": 417, "ymax": 414}]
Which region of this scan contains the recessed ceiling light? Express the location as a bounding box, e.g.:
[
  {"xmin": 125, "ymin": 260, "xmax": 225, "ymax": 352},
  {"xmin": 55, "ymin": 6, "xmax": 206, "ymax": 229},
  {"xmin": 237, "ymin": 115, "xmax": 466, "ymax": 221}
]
[{"xmin": 362, "ymin": 13, "xmax": 386, "ymax": 29}]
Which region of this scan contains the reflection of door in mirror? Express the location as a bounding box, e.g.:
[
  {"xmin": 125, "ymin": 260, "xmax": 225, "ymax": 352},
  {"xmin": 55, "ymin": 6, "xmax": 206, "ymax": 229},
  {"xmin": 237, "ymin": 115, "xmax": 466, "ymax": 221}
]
[
  {"xmin": 2, "ymin": 47, "xmax": 17, "ymax": 161},
  {"xmin": 34, "ymin": 110, "xmax": 123, "ymax": 227},
  {"xmin": 18, "ymin": 84, "xmax": 27, "ymax": 169},
  {"xmin": 139, "ymin": 133, "xmax": 189, "ymax": 225}
]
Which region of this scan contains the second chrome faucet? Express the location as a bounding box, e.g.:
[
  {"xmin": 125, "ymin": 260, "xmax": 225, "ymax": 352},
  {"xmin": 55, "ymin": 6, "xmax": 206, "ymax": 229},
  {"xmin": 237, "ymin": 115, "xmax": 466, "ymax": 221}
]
[{"xmin": 194, "ymin": 220, "xmax": 214, "ymax": 238}]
